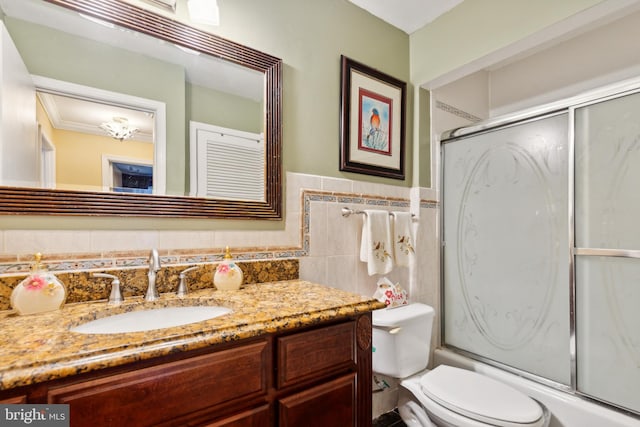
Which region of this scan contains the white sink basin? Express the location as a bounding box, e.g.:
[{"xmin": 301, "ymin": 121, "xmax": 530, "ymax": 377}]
[{"xmin": 70, "ymin": 306, "xmax": 232, "ymax": 334}]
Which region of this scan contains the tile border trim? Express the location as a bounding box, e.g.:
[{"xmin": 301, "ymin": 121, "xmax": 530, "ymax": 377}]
[{"xmin": 0, "ymin": 190, "xmax": 438, "ymax": 276}]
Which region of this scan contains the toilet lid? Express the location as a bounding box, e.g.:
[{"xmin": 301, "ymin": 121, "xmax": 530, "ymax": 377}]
[{"xmin": 420, "ymin": 366, "xmax": 543, "ymax": 427}]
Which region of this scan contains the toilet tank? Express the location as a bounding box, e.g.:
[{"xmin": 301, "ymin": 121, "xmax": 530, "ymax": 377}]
[{"xmin": 372, "ymin": 303, "xmax": 434, "ymax": 378}]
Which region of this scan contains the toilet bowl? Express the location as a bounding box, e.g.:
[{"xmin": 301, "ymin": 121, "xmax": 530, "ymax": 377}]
[{"xmin": 372, "ymin": 304, "xmax": 549, "ymax": 427}]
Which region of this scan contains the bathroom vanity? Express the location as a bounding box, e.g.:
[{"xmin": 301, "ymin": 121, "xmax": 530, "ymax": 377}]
[{"xmin": 0, "ymin": 280, "xmax": 383, "ymax": 426}]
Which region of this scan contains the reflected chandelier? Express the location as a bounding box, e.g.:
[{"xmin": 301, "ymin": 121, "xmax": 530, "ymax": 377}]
[{"xmin": 100, "ymin": 117, "xmax": 138, "ymax": 141}]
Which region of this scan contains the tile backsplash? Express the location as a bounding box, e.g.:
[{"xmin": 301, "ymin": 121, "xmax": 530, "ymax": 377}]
[
  {"xmin": 0, "ymin": 259, "xmax": 299, "ymax": 311},
  {"xmin": 0, "ymin": 172, "xmax": 440, "ymax": 325}
]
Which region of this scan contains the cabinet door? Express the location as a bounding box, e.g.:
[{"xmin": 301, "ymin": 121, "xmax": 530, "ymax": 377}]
[
  {"xmin": 278, "ymin": 373, "xmax": 355, "ymax": 427},
  {"xmin": 277, "ymin": 321, "xmax": 355, "ymax": 389},
  {"xmin": 202, "ymin": 405, "xmax": 271, "ymax": 427},
  {"xmin": 47, "ymin": 340, "xmax": 269, "ymax": 427}
]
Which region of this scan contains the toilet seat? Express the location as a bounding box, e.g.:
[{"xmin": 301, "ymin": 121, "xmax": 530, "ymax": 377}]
[{"xmin": 418, "ymin": 366, "xmax": 545, "ymax": 427}]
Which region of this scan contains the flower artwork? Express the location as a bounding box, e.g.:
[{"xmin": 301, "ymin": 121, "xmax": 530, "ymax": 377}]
[
  {"xmin": 216, "ymin": 262, "xmax": 238, "ymax": 276},
  {"xmin": 396, "ymin": 235, "xmax": 415, "ymax": 255},
  {"xmin": 23, "ymin": 275, "xmax": 47, "ymax": 291},
  {"xmin": 373, "ymin": 241, "xmax": 392, "ymax": 262}
]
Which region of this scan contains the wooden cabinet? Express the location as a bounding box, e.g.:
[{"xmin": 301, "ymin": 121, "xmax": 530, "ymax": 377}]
[
  {"xmin": 48, "ymin": 341, "xmax": 269, "ymax": 427},
  {"xmin": 278, "ymin": 374, "xmax": 356, "ymax": 427},
  {"xmin": 0, "ymin": 395, "xmax": 27, "ymax": 403},
  {"xmin": 201, "ymin": 405, "xmax": 271, "ymax": 427},
  {"xmin": 0, "ymin": 314, "xmax": 373, "ymax": 427}
]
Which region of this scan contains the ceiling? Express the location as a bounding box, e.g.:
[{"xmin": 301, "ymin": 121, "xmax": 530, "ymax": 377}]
[
  {"xmin": 37, "ymin": 92, "xmax": 155, "ymax": 142},
  {"xmin": 348, "ymin": 0, "xmax": 464, "ymax": 34},
  {"xmin": 0, "ymin": 0, "xmax": 263, "ymax": 144}
]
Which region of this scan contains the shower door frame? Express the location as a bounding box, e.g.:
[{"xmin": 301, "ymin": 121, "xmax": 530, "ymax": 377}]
[{"xmin": 439, "ymin": 76, "xmax": 640, "ymax": 418}]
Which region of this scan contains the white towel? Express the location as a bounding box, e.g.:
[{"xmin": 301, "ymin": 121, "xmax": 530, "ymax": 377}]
[
  {"xmin": 391, "ymin": 211, "xmax": 415, "ymax": 267},
  {"xmin": 360, "ymin": 209, "xmax": 393, "ymax": 276}
]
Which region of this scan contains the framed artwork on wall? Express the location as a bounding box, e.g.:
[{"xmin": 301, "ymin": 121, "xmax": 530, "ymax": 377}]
[{"xmin": 340, "ymin": 55, "xmax": 406, "ymax": 180}]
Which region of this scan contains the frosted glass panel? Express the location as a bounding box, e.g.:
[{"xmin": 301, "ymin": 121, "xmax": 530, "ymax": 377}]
[
  {"xmin": 576, "ymin": 256, "xmax": 640, "ymax": 412},
  {"xmin": 575, "ymin": 91, "xmax": 640, "ymax": 249},
  {"xmin": 575, "ymin": 90, "xmax": 640, "ymax": 413},
  {"xmin": 442, "ymin": 113, "xmax": 570, "ymax": 384}
]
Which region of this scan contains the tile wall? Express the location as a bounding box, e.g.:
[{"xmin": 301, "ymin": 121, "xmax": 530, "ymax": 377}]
[{"xmin": 0, "ymin": 171, "xmax": 441, "ymax": 416}]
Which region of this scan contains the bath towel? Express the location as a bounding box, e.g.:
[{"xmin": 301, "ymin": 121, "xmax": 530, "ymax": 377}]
[
  {"xmin": 360, "ymin": 209, "xmax": 393, "ymax": 275},
  {"xmin": 391, "ymin": 211, "xmax": 415, "ymax": 267}
]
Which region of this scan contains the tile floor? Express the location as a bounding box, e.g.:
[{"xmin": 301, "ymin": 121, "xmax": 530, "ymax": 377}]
[{"xmin": 372, "ymin": 409, "xmax": 407, "ymax": 427}]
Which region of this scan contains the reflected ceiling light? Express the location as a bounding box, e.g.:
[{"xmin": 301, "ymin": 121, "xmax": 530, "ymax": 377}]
[
  {"xmin": 99, "ymin": 117, "xmax": 138, "ymax": 141},
  {"xmin": 188, "ymin": 0, "xmax": 220, "ymax": 26}
]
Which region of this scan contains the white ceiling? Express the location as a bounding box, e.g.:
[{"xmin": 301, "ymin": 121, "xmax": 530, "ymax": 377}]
[
  {"xmin": 0, "ymin": 0, "xmax": 264, "ymax": 143},
  {"xmin": 37, "ymin": 92, "xmax": 155, "ymax": 142},
  {"xmin": 348, "ymin": 0, "xmax": 464, "ymax": 34}
]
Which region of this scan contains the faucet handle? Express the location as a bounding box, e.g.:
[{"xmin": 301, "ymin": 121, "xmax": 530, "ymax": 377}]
[
  {"xmin": 177, "ymin": 266, "xmax": 198, "ymax": 297},
  {"xmin": 93, "ymin": 273, "xmax": 123, "ymax": 305}
]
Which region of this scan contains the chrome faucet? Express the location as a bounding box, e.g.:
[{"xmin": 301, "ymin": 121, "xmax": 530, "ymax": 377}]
[
  {"xmin": 93, "ymin": 273, "xmax": 123, "ymax": 305},
  {"xmin": 177, "ymin": 266, "xmax": 198, "ymax": 297},
  {"xmin": 145, "ymin": 249, "xmax": 161, "ymax": 301}
]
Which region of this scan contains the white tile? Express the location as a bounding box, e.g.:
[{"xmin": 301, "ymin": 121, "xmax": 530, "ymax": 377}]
[
  {"xmin": 420, "ymin": 186, "xmax": 439, "ymax": 201},
  {"xmin": 371, "ymin": 384, "xmax": 398, "ymax": 419},
  {"xmin": 158, "ymin": 230, "xmax": 215, "ymax": 250},
  {"xmin": 0, "ymin": 230, "xmax": 4, "ymax": 254},
  {"xmin": 326, "ymin": 203, "xmax": 358, "ymax": 256},
  {"xmin": 356, "ymin": 261, "xmax": 380, "ymax": 298},
  {"xmin": 213, "ymin": 230, "xmax": 258, "ymax": 249},
  {"xmin": 90, "ymin": 230, "xmax": 158, "ymax": 252},
  {"xmin": 5, "ymin": 230, "xmax": 92, "ymax": 255},
  {"xmin": 286, "ymin": 172, "xmax": 322, "ymax": 215},
  {"xmin": 325, "ymin": 255, "xmax": 358, "ymax": 294},
  {"xmin": 321, "ymin": 177, "xmax": 352, "ymax": 193},
  {"xmin": 308, "ymin": 201, "xmax": 327, "ymax": 256},
  {"xmin": 299, "ymin": 256, "xmax": 327, "ymax": 284},
  {"xmin": 352, "ymin": 180, "xmax": 410, "ymax": 199}
]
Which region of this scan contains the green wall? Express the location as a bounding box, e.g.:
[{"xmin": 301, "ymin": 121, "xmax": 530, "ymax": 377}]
[
  {"xmin": 187, "ymin": 82, "xmax": 262, "ymax": 134},
  {"xmin": 1, "ymin": 0, "xmax": 612, "ymax": 229},
  {"xmin": 408, "ymin": 0, "xmax": 609, "ymax": 188},
  {"xmin": 5, "ymin": 17, "xmax": 187, "ymax": 196},
  {"xmin": 205, "ymin": 0, "xmax": 413, "ymax": 188},
  {"xmin": 410, "ymin": 0, "xmax": 607, "ymax": 85}
]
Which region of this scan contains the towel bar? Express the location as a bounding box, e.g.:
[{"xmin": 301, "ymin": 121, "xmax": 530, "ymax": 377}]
[{"xmin": 341, "ymin": 207, "xmax": 416, "ymax": 219}]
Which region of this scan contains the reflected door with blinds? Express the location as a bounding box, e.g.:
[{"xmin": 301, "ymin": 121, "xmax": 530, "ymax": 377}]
[
  {"xmin": 190, "ymin": 121, "xmax": 265, "ymax": 201},
  {"xmin": 574, "ymin": 91, "xmax": 640, "ymax": 413},
  {"xmin": 442, "ymin": 112, "xmax": 571, "ymax": 385}
]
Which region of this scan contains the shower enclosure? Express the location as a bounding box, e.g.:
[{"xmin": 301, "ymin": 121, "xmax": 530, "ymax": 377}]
[{"xmin": 441, "ymin": 80, "xmax": 640, "ymax": 416}]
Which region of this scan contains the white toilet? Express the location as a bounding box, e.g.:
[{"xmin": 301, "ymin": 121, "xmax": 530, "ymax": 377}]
[{"xmin": 372, "ymin": 303, "xmax": 550, "ymax": 427}]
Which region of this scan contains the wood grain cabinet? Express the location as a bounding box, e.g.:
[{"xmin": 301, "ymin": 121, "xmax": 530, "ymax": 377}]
[{"xmin": 0, "ymin": 314, "xmax": 373, "ymax": 427}]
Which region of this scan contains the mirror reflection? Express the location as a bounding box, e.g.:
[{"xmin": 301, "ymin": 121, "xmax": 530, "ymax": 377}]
[
  {"xmin": 36, "ymin": 91, "xmax": 156, "ymax": 193},
  {"xmin": 0, "ymin": 0, "xmax": 265, "ymax": 200}
]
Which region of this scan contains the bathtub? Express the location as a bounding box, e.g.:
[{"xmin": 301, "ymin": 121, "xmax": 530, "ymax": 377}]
[{"xmin": 433, "ymin": 349, "xmax": 639, "ymax": 427}]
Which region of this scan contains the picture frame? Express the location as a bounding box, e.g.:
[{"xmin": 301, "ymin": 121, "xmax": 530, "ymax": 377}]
[{"xmin": 340, "ymin": 55, "xmax": 406, "ymax": 180}]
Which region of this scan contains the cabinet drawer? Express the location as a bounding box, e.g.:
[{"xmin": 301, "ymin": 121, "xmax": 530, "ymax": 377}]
[
  {"xmin": 48, "ymin": 340, "xmax": 269, "ymax": 427},
  {"xmin": 277, "ymin": 321, "xmax": 355, "ymax": 389},
  {"xmin": 0, "ymin": 395, "xmax": 27, "ymax": 404},
  {"xmin": 278, "ymin": 373, "xmax": 356, "ymax": 427},
  {"xmin": 203, "ymin": 404, "xmax": 270, "ymax": 427}
]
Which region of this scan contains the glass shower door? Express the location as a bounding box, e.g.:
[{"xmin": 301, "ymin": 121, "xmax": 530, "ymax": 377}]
[
  {"xmin": 442, "ymin": 112, "xmax": 571, "ymax": 385},
  {"xmin": 574, "ymin": 91, "xmax": 640, "ymax": 413}
]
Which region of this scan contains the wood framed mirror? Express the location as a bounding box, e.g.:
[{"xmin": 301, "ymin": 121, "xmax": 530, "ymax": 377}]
[{"xmin": 0, "ymin": 0, "xmax": 282, "ymax": 219}]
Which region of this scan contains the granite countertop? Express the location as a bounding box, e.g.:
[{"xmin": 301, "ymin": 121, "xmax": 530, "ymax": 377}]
[{"xmin": 0, "ymin": 280, "xmax": 384, "ymax": 391}]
